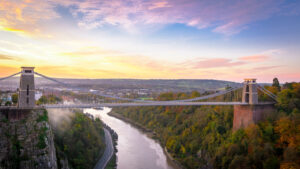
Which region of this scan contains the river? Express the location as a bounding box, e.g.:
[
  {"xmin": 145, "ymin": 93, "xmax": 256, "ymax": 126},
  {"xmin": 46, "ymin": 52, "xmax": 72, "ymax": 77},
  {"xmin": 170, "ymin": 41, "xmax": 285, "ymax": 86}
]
[{"xmin": 83, "ymin": 107, "xmax": 175, "ymax": 169}]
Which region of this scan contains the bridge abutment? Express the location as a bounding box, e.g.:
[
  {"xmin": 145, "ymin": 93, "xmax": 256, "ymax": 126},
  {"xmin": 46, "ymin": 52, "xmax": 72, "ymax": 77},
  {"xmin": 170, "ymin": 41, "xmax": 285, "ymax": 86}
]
[
  {"xmin": 0, "ymin": 109, "xmax": 31, "ymax": 121},
  {"xmin": 233, "ymin": 104, "xmax": 275, "ymax": 130},
  {"xmin": 233, "ymin": 79, "xmax": 275, "ymax": 130}
]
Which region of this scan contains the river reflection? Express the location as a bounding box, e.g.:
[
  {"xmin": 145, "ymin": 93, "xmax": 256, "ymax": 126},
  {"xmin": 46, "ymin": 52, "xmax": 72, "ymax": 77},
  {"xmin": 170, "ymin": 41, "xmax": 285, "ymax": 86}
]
[{"xmin": 83, "ymin": 108, "xmax": 175, "ymax": 169}]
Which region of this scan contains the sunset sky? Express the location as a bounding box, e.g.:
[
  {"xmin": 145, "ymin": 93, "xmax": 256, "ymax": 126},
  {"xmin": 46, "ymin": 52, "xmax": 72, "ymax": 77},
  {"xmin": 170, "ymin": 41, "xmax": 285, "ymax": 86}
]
[{"xmin": 0, "ymin": 0, "xmax": 300, "ymax": 82}]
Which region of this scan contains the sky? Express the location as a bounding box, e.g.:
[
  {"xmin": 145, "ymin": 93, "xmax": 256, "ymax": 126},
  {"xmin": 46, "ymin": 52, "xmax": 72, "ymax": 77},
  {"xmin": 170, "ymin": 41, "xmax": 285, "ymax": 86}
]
[{"xmin": 0, "ymin": 0, "xmax": 300, "ymax": 82}]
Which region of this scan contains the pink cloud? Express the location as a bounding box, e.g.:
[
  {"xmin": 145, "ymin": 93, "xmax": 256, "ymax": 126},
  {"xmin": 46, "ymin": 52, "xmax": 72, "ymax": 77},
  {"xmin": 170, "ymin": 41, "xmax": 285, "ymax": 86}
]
[
  {"xmin": 148, "ymin": 1, "xmax": 171, "ymax": 10},
  {"xmin": 254, "ymin": 65, "xmax": 281, "ymax": 71},
  {"xmin": 187, "ymin": 58, "xmax": 245, "ymax": 69},
  {"xmin": 239, "ymin": 55, "xmax": 270, "ymax": 62}
]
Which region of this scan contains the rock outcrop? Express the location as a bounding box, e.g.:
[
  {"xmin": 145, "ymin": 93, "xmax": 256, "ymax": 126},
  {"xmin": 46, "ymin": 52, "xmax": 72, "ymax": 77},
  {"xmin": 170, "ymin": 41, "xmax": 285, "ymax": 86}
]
[{"xmin": 0, "ymin": 109, "xmax": 57, "ymax": 169}]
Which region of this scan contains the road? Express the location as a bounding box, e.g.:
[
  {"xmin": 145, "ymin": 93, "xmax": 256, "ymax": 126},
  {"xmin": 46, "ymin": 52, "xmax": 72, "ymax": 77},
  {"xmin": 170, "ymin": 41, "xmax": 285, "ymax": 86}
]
[{"xmin": 94, "ymin": 128, "xmax": 114, "ymax": 169}]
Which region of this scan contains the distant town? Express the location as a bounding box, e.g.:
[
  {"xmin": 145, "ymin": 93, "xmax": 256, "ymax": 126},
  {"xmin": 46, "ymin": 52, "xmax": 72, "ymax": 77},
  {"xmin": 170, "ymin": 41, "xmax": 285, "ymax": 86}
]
[{"xmin": 1, "ymin": 77, "xmax": 244, "ymax": 106}]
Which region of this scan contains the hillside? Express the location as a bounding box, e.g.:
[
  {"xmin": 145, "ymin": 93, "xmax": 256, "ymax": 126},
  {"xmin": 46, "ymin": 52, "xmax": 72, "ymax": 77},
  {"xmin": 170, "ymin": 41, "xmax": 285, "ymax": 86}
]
[{"xmin": 112, "ymin": 82, "xmax": 300, "ymax": 169}]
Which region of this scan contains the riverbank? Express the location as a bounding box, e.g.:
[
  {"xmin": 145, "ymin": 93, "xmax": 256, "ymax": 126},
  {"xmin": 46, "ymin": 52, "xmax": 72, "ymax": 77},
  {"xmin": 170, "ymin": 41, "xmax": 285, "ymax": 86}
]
[
  {"xmin": 108, "ymin": 111, "xmax": 184, "ymax": 169},
  {"xmin": 103, "ymin": 123, "xmax": 118, "ymax": 169},
  {"xmin": 85, "ymin": 111, "xmax": 118, "ymax": 169}
]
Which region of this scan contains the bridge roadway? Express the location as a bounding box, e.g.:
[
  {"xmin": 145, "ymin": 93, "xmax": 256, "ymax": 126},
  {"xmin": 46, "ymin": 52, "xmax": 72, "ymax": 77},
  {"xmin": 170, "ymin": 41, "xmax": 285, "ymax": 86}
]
[
  {"xmin": 43, "ymin": 102, "xmax": 249, "ymax": 109},
  {"xmin": 0, "ymin": 102, "xmax": 275, "ymax": 110}
]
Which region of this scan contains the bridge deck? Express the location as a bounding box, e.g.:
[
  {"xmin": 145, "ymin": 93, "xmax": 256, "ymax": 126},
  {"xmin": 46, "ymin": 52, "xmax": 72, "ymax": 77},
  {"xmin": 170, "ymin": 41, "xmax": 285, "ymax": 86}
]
[
  {"xmin": 43, "ymin": 102, "xmax": 275, "ymax": 109},
  {"xmin": 0, "ymin": 102, "xmax": 275, "ymax": 110}
]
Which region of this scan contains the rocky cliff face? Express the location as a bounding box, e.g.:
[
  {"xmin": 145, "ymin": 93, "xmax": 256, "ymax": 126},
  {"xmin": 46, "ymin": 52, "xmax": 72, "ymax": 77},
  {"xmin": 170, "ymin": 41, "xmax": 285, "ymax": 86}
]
[{"xmin": 0, "ymin": 109, "xmax": 57, "ymax": 169}]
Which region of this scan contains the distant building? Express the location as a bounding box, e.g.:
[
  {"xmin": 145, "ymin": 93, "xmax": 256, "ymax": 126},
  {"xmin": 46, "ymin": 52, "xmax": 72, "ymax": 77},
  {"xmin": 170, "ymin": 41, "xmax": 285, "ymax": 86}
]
[{"xmin": 35, "ymin": 91, "xmax": 43, "ymax": 100}]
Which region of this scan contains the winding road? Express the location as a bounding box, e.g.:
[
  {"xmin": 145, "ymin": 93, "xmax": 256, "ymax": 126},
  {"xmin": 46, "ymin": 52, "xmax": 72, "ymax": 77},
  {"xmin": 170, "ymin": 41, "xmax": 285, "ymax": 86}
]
[{"xmin": 94, "ymin": 128, "xmax": 114, "ymax": 169}]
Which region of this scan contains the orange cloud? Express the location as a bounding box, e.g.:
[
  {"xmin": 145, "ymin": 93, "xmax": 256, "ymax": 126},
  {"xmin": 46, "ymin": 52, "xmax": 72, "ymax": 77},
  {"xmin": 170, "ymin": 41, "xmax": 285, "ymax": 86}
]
[
  {"xmin": 0, "ymin": 65, "xmax": 20, "ymax": 76},
  {"xmin": 0, "ymin": 53, "xmax": 15, "ymax": 60},
  {"xmin": 0, "ymin": 0, "xmax": 58, "ymax": 37},
  {"xmin": 148, "ymin": 1, "xmax": 171, "ymax": 10},
  {"xmin": 239, "ymin": 55, "xmax": 269, "ymax": 62},
  {"xmin": 35, "ymin": 66, "xmax": 126, "ymax": 79}
]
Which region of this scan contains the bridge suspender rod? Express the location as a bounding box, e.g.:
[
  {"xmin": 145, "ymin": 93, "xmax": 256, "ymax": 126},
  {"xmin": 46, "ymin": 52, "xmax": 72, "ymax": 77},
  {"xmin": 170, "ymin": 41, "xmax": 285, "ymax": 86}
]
[
  {"xmin": 0, "ymin": 72, "xmax": 21, "ymax": 81},
  {"xmin": 261, "ymin": 88, "xmax": 277, "ymax": 99},
  {"xmin": 257, "ymin": 86, "xmax": 277, "ymax": 101},
  {"xmin": 257, "ymin": 85, "xmax": 277, "ymax": 99},
  {"xmin": 257, "ymin": 85, "xmax": 277, "ymax": 98}
]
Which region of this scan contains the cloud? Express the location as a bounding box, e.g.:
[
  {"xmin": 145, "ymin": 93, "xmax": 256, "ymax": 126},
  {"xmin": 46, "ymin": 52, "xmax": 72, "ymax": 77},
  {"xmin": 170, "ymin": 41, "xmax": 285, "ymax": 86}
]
[
  {"xmin": 184, "ymin": 58, "xmax": 245, "ymax": 69},
  {"xmin": 47, "ymin": 109, "xmax": 74, "ymax": 132},
  {"xmin": 0, "ymin": 0, "xmax": 59, "ymax": 36},
  {"xmin": 58, "ymin": 0, "xmax": 299, "ymax": 35},
  {"xmin": 239, "ymin": 55, "xmax": 269, "ymax": 62},
  {"xmin": 0, "ymin": 65, "xmax": 20, "ymax": 76},
  {"xmin": 1, "ymin": 0, "xmax": 299, "ymax": 36},
  {"xmin": 36, "ymin": 65, "xmax": 127, "ymax": 79},
  {"xmin": 148, "ymin": 1, "xmax": 171, "ymax": 10},
  {"xmin": 0, "ymin": 53, "xmax": 15, "ymax": 60},
  {"xmin": 61, "ymin": 46, "xmax": 119, "ymax": 57},
  {"xmin": 254, "ymin": 65, "xmax": 281, "ymax": 71}
]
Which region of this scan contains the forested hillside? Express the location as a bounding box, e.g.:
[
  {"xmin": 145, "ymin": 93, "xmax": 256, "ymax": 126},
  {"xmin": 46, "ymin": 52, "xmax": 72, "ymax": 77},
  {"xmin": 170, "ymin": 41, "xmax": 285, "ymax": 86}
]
[
  {"xmin": 113, "ymin": 80, "xmax": 300, "ymax": 169},
  {"xmin": 51, "ymin": 111, "xmax": 105, "ymax": 169}
]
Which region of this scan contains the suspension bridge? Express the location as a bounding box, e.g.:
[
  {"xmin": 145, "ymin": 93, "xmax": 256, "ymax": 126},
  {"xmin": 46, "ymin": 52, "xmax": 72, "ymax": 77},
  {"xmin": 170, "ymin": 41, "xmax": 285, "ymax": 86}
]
[
  {"xmin": 0, "ymin": 67, "xmax": 277, "ymax": 109},
  {"xmin": 0, "ymin": 67, "xmax": 277, "ymax": 129}
]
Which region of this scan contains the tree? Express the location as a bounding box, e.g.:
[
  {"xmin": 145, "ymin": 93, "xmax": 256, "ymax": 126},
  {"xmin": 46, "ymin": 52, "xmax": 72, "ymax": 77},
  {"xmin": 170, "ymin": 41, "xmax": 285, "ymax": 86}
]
[
  {"xmin": 272, "ymin": 78, "xmax": 281, "ymax": 92},
  {"xmin": 274, "ymin": 117, "xmax": 298, "ymax": 148},
  {"xmin": 191, "ymin": 91, "xmax": 200, "ymax": 98},
  {"xmin": 12, "ymin": 93, "xmax": 18, "ymax": 105},
  {"xmin": 5, "ymin": 101, "xmax": 12, "ymax": 106}
]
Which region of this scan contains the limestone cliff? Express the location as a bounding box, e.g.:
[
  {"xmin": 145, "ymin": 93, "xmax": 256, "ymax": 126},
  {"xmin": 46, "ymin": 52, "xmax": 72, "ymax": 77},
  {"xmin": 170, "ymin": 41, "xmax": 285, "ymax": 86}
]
[{"xmin": 0, "ymin": 109, "xmax": 57, "ymax": 169}]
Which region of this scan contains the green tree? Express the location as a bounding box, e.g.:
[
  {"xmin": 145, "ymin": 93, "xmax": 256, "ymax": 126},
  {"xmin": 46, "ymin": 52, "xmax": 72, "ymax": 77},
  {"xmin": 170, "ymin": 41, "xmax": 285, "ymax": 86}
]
[
  {"xmin": 272, "ymin": 78, "xmax": 281, "ymax": 91},
  {"xmin": 53, "ymin": 111, "xmax": 105, "ymax": 169},
  {"xmin": 191, "ymin": 91, "xmax": 200, "ymax": 98},
  {"xmin": 12, "ymin": 93, "xmax": 18, "ymax": 105},
  {"xmin": 5, "ymin": 101, "xmax": 12, "ymax": 106}
]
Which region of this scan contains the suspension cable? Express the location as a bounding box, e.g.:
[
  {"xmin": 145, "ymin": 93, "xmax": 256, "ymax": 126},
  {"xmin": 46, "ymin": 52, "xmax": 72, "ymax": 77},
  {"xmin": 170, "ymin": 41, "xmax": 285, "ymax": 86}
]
[
  {"xmin": 257, "ymin": 85, "xmax": 277, "ymax": 98},
  {"xmin": 168, "ymin": 87, "xmax": 242, "ymax": 102},
  {"xmin": 0, "ymin": 72, "xmax": 21, "ymax": 81},
  {"xmin": 34, "ymin": 72, "xmax": 70, "ymax": 86},
  {"xmin": 257, "ymin": 85, "xmax": 277, "ymax": 99},
  {"xmin": 257, "ymin": 86, "xmax": 277, "ymax": 101}
]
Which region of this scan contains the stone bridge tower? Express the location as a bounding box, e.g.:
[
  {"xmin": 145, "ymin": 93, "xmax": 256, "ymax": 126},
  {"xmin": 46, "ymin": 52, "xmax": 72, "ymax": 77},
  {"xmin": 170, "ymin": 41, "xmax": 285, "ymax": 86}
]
[
  {"xmin": 233, "ymin": 79, "xmax": 274, "ymax": 130},
  {"xmin": 242, "ymin": 79, "xmax": 258, "ymax": 104},
  {"xmin": 18, "ymin": 67, "xmax": 35, "ymax": 108}
]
